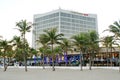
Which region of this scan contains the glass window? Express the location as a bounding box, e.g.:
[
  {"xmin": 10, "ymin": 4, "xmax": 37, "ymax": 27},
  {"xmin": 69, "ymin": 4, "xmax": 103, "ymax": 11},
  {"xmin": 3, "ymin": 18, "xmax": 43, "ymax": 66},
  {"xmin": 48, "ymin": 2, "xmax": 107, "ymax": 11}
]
[
  {"xmin": 72, "ymin": 14, "xmax": 78, "ymax": 18},
  {"xmin": 61, "ymin": 12, "xmax": 71, "ymax": 17}
]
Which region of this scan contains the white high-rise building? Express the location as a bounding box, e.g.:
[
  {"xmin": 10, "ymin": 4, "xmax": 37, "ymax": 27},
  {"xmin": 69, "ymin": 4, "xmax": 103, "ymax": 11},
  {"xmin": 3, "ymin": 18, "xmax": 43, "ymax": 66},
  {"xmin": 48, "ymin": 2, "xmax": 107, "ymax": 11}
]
[{"xmin": 32, "ymin": 9, "xmax": 98, "ymax": 49}]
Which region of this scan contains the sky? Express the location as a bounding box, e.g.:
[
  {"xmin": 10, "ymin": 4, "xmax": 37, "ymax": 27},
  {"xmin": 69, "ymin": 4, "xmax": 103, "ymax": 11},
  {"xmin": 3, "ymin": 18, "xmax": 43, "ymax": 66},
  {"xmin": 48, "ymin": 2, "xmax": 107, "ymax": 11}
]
[{"xmin": 0, "ymin": 0, "xmax": 120, "ymax": 47}]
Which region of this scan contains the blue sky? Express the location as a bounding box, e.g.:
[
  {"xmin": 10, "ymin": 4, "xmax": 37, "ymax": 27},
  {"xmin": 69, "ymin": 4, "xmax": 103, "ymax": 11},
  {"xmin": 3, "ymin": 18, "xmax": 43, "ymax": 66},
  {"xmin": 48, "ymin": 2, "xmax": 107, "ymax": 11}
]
[{"xmin": 0, "ymin": 0, "xmax": 120, "ymax": 46}]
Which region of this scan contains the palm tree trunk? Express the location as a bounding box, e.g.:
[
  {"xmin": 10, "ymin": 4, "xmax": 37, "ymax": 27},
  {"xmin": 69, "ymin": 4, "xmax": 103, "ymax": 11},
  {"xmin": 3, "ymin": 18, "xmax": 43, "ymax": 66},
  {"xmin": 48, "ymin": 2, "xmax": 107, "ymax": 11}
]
[
  {"xmin": 65, "ymin": 51, "xmax": 68, "ymax": 66},
  {"xmin": 92, "ymin": 55, "xmax": 94, "ymax": 66},
  {"xmin": 119, "ymin": 63, "xmax": 120, "ymax": 72},
  {"xmin": 90, "ymin": 51, "xmax": 94, "ymax": 70},
  {"xmin": 52, "ymin": 57, "xmax": 55, "ymax": 71},
  {"xmin": 24, "ymin": 51, "xmax": 27, "ymax": 71},
  {"xmin": 106, "ymin": 47, "xmax": 109, "ymax": 66},
  {"xmin": 80, "ymin": 51, "xmax": 82, "ymax": 71},
  {"xmin": 89, "ymin": 52, "xmax": 92, "ymax": 70},
  {"xmin": 52, "ymin": 44, "xmax": 55, "ymax": 71},
  {"xmin": 42, "ymin": 54, "xmax": 45, "ymax": 69},
  {"xmin": 23, "ymin": 34, "xmax": 27, "ymax": 72},
  {"xmin": 110, "ymin": 47, "xmax": 113, "ymax": 66},
  {"xmin": 3, "ymin": 51, "xmax": 7, "ymax": 71}
]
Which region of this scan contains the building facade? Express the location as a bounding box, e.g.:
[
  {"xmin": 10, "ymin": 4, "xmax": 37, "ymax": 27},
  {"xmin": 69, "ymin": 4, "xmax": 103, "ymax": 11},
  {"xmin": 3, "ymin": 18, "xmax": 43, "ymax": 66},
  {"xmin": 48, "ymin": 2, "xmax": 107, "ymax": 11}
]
[{"xmin": 32, "ymin": 9, "xmax": 98, "ymax": 49}]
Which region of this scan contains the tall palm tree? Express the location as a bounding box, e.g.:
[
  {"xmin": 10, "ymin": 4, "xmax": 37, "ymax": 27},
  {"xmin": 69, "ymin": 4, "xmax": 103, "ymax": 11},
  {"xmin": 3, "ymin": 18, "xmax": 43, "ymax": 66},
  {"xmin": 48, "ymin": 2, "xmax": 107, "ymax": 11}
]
[
  {"xmin": 71, "ymin": 32, "xmax": 88, "ymax": 71},
  {"xmin": 16, "ymin": 20, "xmax": 32, "ymax": 71},
  {"xmin": 60, "ymin": 38, "xmax": 72, "ymax": 66},
  {"xmin": 42, "ymin": 27, "xmax": 64, "ymax": 71},
  {"xmin": 37, "ymin": 34, "xmax": 49, "ymax": 69},
  {"xmin": 53, "ymin": 46, "xmax": 63, "ymax": 65},
  {"xmin": 39, "ymin": 47, "xmax": 46, "ymax": 69},
  {"xmin": 0, "ymin": 39, "xmax": 10, "ymax": 71},
  {"xmin": 106, "ymin": 20, "xmax": 120, "ymax": 71},
  {"xmin": 101, "ymin": 36, "xmax": 115, "ymax": 66},
  {"xmin": 101, "ymin": 36, "xmax": 110, "ymax": 66},
  {"xmin": 87, "ymin": 30, "xmax": 99, "ymax": 70}
]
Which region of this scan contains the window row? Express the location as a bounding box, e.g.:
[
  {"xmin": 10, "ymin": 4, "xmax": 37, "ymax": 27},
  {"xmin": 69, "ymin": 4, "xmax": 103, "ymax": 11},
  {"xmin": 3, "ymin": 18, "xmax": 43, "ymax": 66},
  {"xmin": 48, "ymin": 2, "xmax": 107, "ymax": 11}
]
[
  {"xmin": 60, "ymin": 17, "xmax": 96, "ymax": 25},
  {"xmin": 35, "ymin": 12, "xmax": 59, "ymax": 22},
  {"xmin": 60, "ymin": 26, "xmax": 96, "ymax": 32},
  {"xmin": 36, "ymin": 26, "xmax": 59, "ymax": 32},
  {"xmin": 60, "ymin": 22, "xmax": 96, "ymax": 28},
  {"xmin": 60, "ymin": 12, "xmax": 96, "ymax": 22},
  {"xmin": 35, "ymin": 22, "xmax": 59, "ymax": 28},
  {"xmin": 35, "ymin": 17, "xmax": 59, "ymax": 24}
]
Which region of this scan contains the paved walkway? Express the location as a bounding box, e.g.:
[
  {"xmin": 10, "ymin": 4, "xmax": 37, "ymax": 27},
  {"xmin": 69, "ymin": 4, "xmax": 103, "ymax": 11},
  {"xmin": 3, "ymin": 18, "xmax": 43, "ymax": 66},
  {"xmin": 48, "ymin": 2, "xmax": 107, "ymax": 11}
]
[{"xmin": 0, "ymin": 66, "xmax": 120, "ymax": 80}]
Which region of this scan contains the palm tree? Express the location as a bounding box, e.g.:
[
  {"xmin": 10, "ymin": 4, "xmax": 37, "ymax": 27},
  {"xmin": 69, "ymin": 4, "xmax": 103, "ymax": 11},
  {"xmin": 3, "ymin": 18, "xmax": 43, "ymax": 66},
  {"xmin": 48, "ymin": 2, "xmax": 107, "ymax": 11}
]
[
  {"xmin": 37, "ymin": 34, "xmax": 49, "ymax": 69},
  {"xmin": 53, "ymin": 46, "xmax": 63, "ymax": 65},
  {"xmin": 101, "ymin": 36, "xmax": 110, "ymax": 66},
  {"xmin": 39, "ymin": 47, "xmax": 46, "ymax": 69},
  {"xmin": 106, "ymin": 20, "xmax": 120, "ymax": 71},
  {"xmin": 27, "ymin": 47, "xmax": 38, "ymax": 66},
  {"xmin": 6, "ymin": 45, "xmax": 14, "ymax": 66},
  {"xmin": 42, "ymin": 27, "xmax": 64, "ymax": 71},
  {"xmin": 87, "ymin": 30, "xmax": 99, "ymax": 70},
  {"xmin": 29, "ymin": 48, "xmax": 38, "ymax": 59},
  {"xmin": 12, "ymin": 36, "xmax": 24, "ymax": 61},
  {"xmin": 0, "ymin": 39, "xmax": 10, "ymax": 71},
  {"xmin": 71, "ymin": 32, "xmax": 88, "ymax": 71},
  {"xmin": 102, "ymin": 36, "xmax": 112, "ymax": 66},
  {"xmin": 60, "ymin": 38, "xmax": 72, "ymax": 66},
  {"xmin": 16, "ymin": 20, "xmax": 32, "ymax": 71},
  {"xmin": 12, "ymin": 36, "xmax": 22, "ymax": 48}
]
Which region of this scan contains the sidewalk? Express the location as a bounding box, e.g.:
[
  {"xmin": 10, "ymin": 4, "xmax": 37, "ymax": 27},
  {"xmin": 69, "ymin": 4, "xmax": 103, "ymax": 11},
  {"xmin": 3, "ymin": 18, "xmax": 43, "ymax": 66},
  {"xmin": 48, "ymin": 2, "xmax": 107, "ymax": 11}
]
[{"xmin": 0, "ymin": 66, "xmax": 120, "ymax": 80}]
